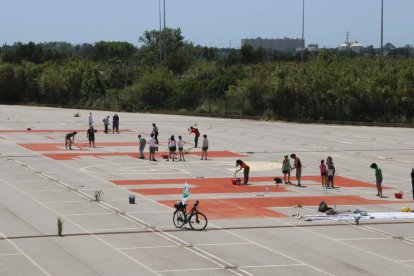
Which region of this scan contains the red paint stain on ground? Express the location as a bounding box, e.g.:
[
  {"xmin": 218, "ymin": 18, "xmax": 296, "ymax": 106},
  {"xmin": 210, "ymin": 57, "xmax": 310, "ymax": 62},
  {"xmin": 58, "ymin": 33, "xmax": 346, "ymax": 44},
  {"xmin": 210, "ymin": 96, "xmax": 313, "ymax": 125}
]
[
  {"xmin": 116, "ymin": 176, "xmax": 285, "ymax": 195},
  {"xmin": 42, "ymin": 151, "xmax": 246, "ymax": 160},
  {"xmin": 43, "ymin": 152, "xmax": 139, "ymax": 160},
  {"xmin": 112, "ymin": 176, "xmax": 386, "ymax": 190},
  {"xmin": 159, "ymin": 196, "xmax": 412, "ymax": 219}
]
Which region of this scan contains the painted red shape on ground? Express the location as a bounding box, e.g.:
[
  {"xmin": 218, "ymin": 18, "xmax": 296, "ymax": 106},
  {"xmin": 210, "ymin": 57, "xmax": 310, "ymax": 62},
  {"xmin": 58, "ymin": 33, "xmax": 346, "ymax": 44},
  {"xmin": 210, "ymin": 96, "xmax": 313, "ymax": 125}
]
[
  {"xmin": 111, "ymin": 176, "xmax": 400, "ymax": 219},
  {"xmin": 42, "ymin": 151, "xmax": 246, "ymax": 160},
  {"xmin": 0, "ymin": 129, "xmax": 132, "ymax": 133},
  {"xmin": 160, "ymin": 196, "xmax": 412, "ymax": 219},
  {"xmin": 20, "ymin": 142, "xmax": 138, "ymax": 151}
]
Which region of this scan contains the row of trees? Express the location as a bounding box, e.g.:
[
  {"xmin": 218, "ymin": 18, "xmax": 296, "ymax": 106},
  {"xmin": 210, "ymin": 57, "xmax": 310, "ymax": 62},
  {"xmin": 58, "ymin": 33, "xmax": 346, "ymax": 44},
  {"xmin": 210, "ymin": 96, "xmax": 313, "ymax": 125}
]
[{"xmin": 1, "ymin": 29, "xmax": 414, "ymax": 123}]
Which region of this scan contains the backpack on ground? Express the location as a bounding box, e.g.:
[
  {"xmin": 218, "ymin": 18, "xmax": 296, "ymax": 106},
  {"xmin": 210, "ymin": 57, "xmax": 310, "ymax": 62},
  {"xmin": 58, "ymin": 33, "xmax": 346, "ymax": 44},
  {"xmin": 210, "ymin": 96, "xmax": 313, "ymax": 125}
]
[
  {"xmin": 274, "ymin": 177, "xmax": 282, "ymax": 184},
  {"xmin": 318, "ymin": 201, "xmax": 330, "ymax": 213}
]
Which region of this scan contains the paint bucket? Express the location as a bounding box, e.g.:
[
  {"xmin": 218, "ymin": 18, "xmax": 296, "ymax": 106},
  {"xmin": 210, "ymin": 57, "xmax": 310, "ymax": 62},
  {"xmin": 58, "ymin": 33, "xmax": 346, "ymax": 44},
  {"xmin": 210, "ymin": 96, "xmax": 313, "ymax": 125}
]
[
  {"xmin": 395, "ymin": 193, "xmax": 403, "ymax": 199},
  {"xmin": 129, "ymin": 195, "xmax": 136, "ymax": 204},
  {"xmin": 232, "ymin": 178, "xmax": 241, "ymax": 185}
]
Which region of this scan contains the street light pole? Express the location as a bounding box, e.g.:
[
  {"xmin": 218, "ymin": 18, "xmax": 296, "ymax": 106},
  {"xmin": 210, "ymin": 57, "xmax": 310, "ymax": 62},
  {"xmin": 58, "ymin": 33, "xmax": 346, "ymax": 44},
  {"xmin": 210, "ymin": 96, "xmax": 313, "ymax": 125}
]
[
  {"xmin": 301, "ymin": 0, "xmax": 305, "ymax": 63},
  {"xmin": 163, "ymin": 0, "xmax": 166, "ymax": 30},
  {"xmin": 159, "ymin": 0, "xmax": 162, "ymax": 62},
  {"xmin": 380, "ymin": 0, "xmax": 384, "ymax": 56}
]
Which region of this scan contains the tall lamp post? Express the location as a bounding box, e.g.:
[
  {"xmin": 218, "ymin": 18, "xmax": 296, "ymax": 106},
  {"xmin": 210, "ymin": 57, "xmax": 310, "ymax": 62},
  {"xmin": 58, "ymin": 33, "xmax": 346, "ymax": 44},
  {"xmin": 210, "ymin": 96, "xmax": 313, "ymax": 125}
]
[
  {"xmin": 380, "ymin": 0, "xmax": 384, "ymax": 56},
  {"xmin": 301, "ymin": 0, "xmax": 305, "ymax": 63}
]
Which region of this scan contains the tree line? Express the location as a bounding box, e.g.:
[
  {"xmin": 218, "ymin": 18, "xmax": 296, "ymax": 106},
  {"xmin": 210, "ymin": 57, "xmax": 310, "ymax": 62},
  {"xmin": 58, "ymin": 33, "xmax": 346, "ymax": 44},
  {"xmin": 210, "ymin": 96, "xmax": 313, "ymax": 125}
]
[{"xmin": 1, "ymin": 28, "xmax": 414, "ymax": 123}]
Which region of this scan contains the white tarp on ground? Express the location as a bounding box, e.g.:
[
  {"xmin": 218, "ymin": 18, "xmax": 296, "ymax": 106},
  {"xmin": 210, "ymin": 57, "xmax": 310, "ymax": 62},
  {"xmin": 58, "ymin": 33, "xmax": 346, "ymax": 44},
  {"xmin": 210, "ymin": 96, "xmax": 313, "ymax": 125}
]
[{"xmin": 303, "ymin": 212, "xmax": 414, "ymax": 222}]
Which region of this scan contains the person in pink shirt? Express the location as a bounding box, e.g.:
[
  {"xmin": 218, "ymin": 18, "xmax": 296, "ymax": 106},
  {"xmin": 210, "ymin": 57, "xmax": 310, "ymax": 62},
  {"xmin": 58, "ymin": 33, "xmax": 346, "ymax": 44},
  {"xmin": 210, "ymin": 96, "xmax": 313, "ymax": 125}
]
[{"xmin": 319, "ymin": 159, "xmax": 327, "ymax": 188}]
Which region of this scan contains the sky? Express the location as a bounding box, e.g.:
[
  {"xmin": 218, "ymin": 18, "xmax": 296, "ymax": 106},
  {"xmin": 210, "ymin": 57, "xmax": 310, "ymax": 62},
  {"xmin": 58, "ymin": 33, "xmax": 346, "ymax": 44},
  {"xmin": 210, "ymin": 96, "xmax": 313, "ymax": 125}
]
[{"xmin": 1, "ymin": 0, "xmax": 413, "ymax": 48}]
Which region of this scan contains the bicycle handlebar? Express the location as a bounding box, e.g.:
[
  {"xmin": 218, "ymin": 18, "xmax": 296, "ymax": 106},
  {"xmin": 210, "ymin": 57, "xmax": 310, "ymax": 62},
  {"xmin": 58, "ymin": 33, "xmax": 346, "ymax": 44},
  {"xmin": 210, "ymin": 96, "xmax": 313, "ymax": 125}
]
[{"xmin": 194, "ymin": 200, "xmax": 199, "ymax": 207}]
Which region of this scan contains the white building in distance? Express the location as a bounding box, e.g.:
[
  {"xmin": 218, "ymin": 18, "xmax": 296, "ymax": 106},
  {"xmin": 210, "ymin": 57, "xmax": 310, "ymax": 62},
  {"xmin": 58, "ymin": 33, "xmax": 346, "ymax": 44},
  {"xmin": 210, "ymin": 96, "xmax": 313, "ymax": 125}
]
[{"xmin": 241, "ymin": 37, "xmax": 304, "ymax": 52}]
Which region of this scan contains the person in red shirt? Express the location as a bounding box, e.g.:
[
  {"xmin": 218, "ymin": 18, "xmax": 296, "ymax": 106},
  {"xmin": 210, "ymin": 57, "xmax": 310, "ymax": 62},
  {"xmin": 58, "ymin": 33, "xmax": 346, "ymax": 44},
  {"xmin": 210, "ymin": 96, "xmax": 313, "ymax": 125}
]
[
  {"xmin": 188, "ymin": 126, "xmax": 200, "ymax": 148},
  {"xmin": 236, "ymin": 159, "xmax": 250, "ymax": 185}
]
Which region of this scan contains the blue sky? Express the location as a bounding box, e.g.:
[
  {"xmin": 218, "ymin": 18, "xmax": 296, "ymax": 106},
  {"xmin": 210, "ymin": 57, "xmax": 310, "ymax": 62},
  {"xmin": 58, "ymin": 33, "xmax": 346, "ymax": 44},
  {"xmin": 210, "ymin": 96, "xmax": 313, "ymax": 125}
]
[{"xmin": 1, "ymin": 0, "xmax": 413, "ymax": 48}]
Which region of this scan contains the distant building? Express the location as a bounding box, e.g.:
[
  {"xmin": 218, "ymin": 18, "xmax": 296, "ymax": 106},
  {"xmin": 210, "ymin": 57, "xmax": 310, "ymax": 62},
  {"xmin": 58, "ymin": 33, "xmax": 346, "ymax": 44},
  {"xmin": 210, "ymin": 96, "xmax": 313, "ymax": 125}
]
[
  {"xmin": 338, "ymin": 41, "xmax": 364, "ymax": 54},
  {"xmin": 241, "ymin": 37, "xmax": 304, "ymax": 52}
]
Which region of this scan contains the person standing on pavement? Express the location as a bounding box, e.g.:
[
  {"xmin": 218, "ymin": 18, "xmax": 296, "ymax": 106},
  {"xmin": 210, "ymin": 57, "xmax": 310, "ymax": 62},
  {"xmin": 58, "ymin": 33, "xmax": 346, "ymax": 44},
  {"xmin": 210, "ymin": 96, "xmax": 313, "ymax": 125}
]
[
  {"xmin": 188, "ymin": 126, "xmax": 200, "ymax": 148},
  {"xmin": 290, "ymin": 154, "xmax": 302, "ymax": 186},
  {"xmin": 148, "ymin": 133, "xmax": 158, "ymax": 161},
  {"xmin": 326, "ymin": 156, "xmax": 336, "ymax": 187},
  {"xmin": 282, "ymin": 155, "xmax": 292, "ymax": 184},
  {"xmin": 88, "ymin": 112, "xmax": 93, "ymax": 127},
  {"xmin": 87, "ymin": 126, "xmax": 96, "ymax": 148},
  {"xmin": 201, "ymin": 134, "xmax": 208, "ymax": 160},
  {"xmin": 138, "ymin": 134, "xmax": 146, "ymax": 159},
  {"xmin": 112, "ymin": 114, "xmax": 119, "ymax": 134},
  {"xmin": 370, "ymin": 163, "xmax": 383, "ymax": 197},
  {"xmin": 103, "ymin": 116, "xmax": 110, "ymax": 133},
  {"xmin": 177, "ymin": 135, "xmax": 185, "ymax": 161},
  {"xmin": 411, "ymin": 168, "xmax": 414, "ymax": 200},
  {"xmin": 152, "ymin": 123, "xmax": 159, "ymax": 144},
  {"xmin": 167, "ymin": 135, "xmax": 177, "ymax": 161}
]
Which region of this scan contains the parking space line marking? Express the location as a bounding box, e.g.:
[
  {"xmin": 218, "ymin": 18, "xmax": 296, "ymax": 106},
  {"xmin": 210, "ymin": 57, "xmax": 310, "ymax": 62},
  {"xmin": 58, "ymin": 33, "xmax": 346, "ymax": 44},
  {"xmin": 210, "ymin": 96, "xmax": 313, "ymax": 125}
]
[
  {"xmin": 0, "ymin": 232, "xmax": 50, "ymax": 276},
  {"xmin": 155, "ymin": 267, "xmax": 225, "ymax": 273},
  {"xmin": 127, "ymin": 210, "xmax": 171, "ymax": 214},
  {"xmin": 120, "ymin": 245, "xmax": 178, "ymax": 250},
  {"xmin": 0, "ymin": 176, "xmax": 158, "ymax": 275},
  {"xmin": 42, "ymin": 200, "xmax": 85, "ymax": 204},
  {"xmin": 240, "ymin": 264, "xmax": 306, "ymax": 268},
  {"xmin": 335, "ymin": 237, "xmax": 391, "ymax": 241},
  {"xmin": 64, "ymin": 212, "xmax": 115, "ymax": 216},
  {"xmin": 395, "ymin": 260, "xmax": 414, "ymax": 263},
  {"xmin": 88, "ymin": 227, "xmax": 145, "ymax": 232},
  {"xmin": 0, "ymin": 253, "xmax": 23, "ymax": 257},
  {"xmin": 195, "ymin": 242, "xmax": 252, "ymax": 247}
]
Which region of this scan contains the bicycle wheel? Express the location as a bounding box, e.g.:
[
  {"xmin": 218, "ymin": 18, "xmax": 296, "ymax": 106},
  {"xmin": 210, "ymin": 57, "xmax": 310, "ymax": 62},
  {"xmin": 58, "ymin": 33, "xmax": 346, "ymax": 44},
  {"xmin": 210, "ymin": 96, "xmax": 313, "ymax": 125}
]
[
  {"xmin": 173, "ymin": 210, "xmax": 186, "ymax": 228},
  {"xmin": 189, "ymin": 211, "xmax": 208, "ymax": 231}
]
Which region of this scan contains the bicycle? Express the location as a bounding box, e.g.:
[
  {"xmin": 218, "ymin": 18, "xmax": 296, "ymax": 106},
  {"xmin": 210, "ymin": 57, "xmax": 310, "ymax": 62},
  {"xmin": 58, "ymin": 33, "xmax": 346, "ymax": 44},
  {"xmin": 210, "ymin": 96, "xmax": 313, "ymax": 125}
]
[{"xmin": 173, "ymin": 200, "xmax": 208, "ymax": 231}]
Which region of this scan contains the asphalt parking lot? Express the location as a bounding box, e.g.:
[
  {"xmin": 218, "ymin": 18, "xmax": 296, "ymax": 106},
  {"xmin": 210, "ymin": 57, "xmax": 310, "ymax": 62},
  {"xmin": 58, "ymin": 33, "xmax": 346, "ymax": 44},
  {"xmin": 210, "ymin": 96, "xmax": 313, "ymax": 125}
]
[{"xmin": 0, "ymin": 105, "xmax": 414, "ymax": 275}]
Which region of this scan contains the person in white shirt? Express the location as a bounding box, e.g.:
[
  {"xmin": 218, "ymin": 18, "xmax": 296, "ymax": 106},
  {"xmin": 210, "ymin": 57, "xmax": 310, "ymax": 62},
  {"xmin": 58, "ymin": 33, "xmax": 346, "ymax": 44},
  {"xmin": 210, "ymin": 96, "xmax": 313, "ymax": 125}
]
[
  {"xmin": 201, "ymin": 134, "xmax": 208, "ymax": 160},
  {"xmin": 88, "ymin": 112, "xmax": 93, "ymax": 127},
  {"xmin": 177, "ymin": 135, "xmax": 186, "ymax": 161},
  {"xmin": 148, "ymin": 133, "xmax": 158, "ymax": 161}
]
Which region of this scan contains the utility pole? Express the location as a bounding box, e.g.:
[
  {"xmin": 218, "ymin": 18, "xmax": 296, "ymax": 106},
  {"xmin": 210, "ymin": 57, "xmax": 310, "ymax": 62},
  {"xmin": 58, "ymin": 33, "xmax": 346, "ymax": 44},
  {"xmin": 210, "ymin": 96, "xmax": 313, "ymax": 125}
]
[
  {"xmin": 158, "ymin": 0, "xmax": 162, "ymax": 62},
  {"xmin": 301, "ymin": 0, "xmax": 305, "ymax": 63},
  {"xmin": 163, "ymin": 0, "xmax": 166, "ymax": 61},
  {"xmin": 380, "ymin": 0, "xmax": 384, "ymax": 56}
]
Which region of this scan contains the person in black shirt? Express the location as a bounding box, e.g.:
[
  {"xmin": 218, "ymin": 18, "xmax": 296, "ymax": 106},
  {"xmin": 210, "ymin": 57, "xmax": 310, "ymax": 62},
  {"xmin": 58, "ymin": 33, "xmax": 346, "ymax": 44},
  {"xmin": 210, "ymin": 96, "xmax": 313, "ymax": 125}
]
[
  {"xmin": 411, "ymin": 168, "xmax": 414, "ymax": 200},
  {"xmin": 112, "ymin": 114, "xmax": 119, "ymax": 134},
  {"xmin": 87, "ymin": 126, "xmax": 97, "ymax": 148}
]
